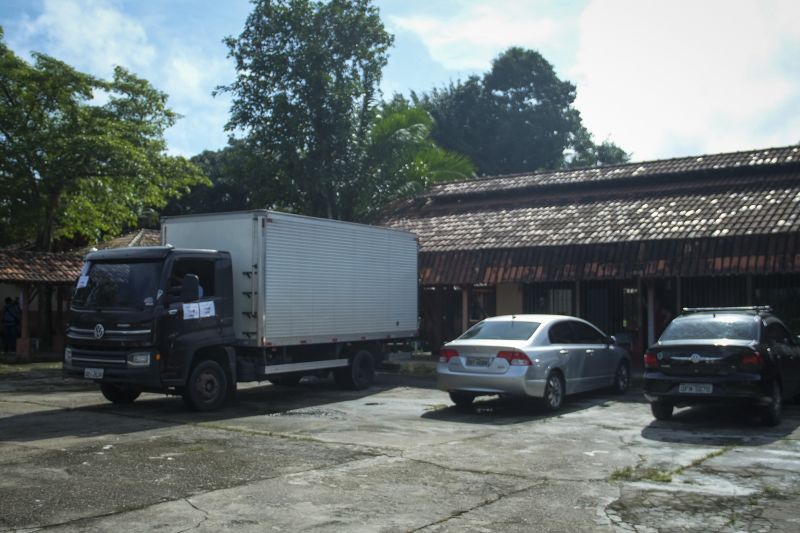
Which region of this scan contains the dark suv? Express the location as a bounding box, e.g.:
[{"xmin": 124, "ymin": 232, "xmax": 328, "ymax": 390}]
[{"xmin": 643, "ymin": 306, "xmax": 800, "ymax": 426}]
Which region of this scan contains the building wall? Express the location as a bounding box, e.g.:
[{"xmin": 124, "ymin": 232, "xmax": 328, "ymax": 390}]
[{"xmin": 496, "ymin": 283, "xmax": 523, "ymax": 315}]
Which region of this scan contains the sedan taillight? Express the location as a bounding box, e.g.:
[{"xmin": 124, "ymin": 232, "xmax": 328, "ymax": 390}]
[
  {"xmin": 643, "ymin": 352, "xmax": 658, "ymax": 369},
  {"xmin": 439, "ymin": 348, "xmax": 460, "ymax": 363},
  {"xmin": 740, "ymin": 351, "xmax": 764, "ymax": 368},
  {"xmin": 496, "ymin": 350, "xmax": 532, "ymax": 366}
]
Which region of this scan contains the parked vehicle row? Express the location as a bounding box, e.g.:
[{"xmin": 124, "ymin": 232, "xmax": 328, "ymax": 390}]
[
  {"xmin": 437, "ymin": 314, "xmax": 631, "ymax": 411},
  {"xmin": 643, "ymin": 306, "xmax": 800, "ymax": 426},
  {"xmin": 437, "ymin": 306, "xmax": 799, "ymax": 427}
]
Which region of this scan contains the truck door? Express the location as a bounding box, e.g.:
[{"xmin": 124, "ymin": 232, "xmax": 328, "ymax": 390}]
[{"xmin": 160, "ymin": 256, "xmax": 222, "ymax": 383}]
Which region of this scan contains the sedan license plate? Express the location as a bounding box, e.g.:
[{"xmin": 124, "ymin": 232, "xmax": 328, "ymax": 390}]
[
  {"xmin": 84, "ymin": 368, "xmax": 104, "ymax": 379},
  {"xmin": 466, "ymin": 357, "xmax": 491, "ymax": 368},
  {"xmin": 679, "ymin": 383, "xmax": 712, "ymax": 394}
]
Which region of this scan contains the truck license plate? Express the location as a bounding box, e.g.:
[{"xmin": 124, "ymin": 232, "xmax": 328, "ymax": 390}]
[
  {"xmin": 84, "ymin": 368, "xmax": 104, "ymax": 379},
  {"xmin": 679, "ymin": 383, "xmax": 712, "ymax": 394},
  {"xmin": 466, "ymin": 357, "xmax": 490, "ymax": 367}
]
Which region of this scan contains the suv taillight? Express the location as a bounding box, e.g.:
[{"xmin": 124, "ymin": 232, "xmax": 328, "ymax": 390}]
[
  {"xmin": 439, "ymin": 348, "xmax": 460, "ymax": 363},
  {"xmin": 644, "ymin": 352, "xmax": 658, "ymax": 369},
  {"xmin": 497, "ymin": 350, "xmax": 532, "ymax": 366},
  {"xmin": 740, "ymin": 351, "xmax": 763, "ymax": 368}
]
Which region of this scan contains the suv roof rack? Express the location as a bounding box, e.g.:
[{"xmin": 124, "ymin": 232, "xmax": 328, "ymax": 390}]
[{"xmin": 681, "ymin": 306, "xmax": 773, "ymax": 314}]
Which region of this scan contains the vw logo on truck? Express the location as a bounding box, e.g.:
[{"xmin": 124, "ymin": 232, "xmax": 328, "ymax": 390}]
[{"xmin": 93, "ymin": 324, "xmax": 105, "ymax": 339}]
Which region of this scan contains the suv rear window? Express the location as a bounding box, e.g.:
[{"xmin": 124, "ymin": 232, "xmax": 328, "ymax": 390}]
[
  {"xmin": 458, "ymin": 320, "xmax": 540, "ymax": 341},
  {"xmin": 659, "ymin": 314, "xmax": 757, "ymax": 342}
]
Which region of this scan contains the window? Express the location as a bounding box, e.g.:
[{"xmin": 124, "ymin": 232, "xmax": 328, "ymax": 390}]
[
  {"xmin": 571, "ymin": 321, "xmax": 607, "ymax": 344},
  {"xmin": 169, "ymin": 259, "xmax": 216, "ymax": 298},
  {"xmin": 73, "ymin": 261, "xmax": 162, "ymax": 310},
  {"xmin": 548, "ymin": 322, "xmax": 574, "ymax": 344},
  {"xmin": 458, "ymin": 320, "xmax": 540, "ymax": 341},
  {"xmin": 659, "ymin": 314, "xmax": 757, "ymax": 342},
  {"xmin": 765, "ymin": 322, "xmax": 793, "ymax": 346}
]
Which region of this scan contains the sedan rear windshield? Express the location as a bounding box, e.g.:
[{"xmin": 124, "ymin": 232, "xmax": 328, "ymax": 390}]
[
  {"xmin": 458, "ymin": 320, "xmax": 540, "ymax": 341},
  {"xmin": 659, "ymin": 314, "xmax": 758, "ymax": 342}
]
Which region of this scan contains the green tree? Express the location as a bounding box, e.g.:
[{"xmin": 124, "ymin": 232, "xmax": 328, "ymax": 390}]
[
  {"xmin": 423, "ymin": 47, "xmax": 628, "ymax": 175},
  {"xmin": 219, "ymin": 0, "xmax": 393, "ymax": 221},
  {"xmin": 359, "ymin": 95, "xmax": 474, "ymax": 219},
  {"xmin": 0, "ymin": 28, "xmax": 207, "ymax": 251},
  {"xmin": 163, "ymin": 140, "xmax": 274, "ymax": 216}
]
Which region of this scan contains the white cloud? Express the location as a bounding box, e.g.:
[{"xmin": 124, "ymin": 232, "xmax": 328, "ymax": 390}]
[
  {"xmin": 11, "ymin": 0, "xmax": 233, "ymax": 156},
  {"xmin": 18, "ymin": 0, "xmax": 155, "ymax": 75},
  {"xmin": 571, "ymin": 0, "xmax": 800, "ymax": 160},
  {"xmin": 389, "ymin": 1, "xmax": 560, "ymax": 70}
]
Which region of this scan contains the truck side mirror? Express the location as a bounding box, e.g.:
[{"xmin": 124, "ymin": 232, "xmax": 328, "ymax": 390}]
[
  {"xmin": 180, "ymin": 274, "xmax": 200, "ymax": 301},
  {"xmin": 607, "ymin": 335, "xmax": 617, "ymax": 345}
]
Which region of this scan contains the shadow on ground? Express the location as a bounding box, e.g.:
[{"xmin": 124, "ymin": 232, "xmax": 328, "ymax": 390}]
[
  {"xmin": 421, "ymin": 388, "xmax": 649, "ymax": 426},
  {"xmin": 0, "ymin": 372, "xmax": 436, "ymax": 444},
  {"xmin": 640, "ymin": 402, "xmax": 800, "ymax": 446}
]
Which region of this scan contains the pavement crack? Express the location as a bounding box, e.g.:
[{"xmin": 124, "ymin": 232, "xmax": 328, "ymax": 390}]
[
  {"xmin": 176, "ymin": 498, "xmax": 210, "ymax": 532},
  {"xmin": 406, "ymin": 485, "xmax": 535, "ymax": 532}
]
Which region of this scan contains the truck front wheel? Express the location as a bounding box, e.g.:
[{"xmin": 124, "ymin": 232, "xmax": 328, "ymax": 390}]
[
  {"xmin": 99, "ymin": 383, "xmax": 141, "ymax": 404},
  {"xmin": 183, "ymin": 359, "xmax": 228, "ymax": 411},
  {"xmin": 335, "ymin": 350, "xmax": 375, "ymax": 390}
]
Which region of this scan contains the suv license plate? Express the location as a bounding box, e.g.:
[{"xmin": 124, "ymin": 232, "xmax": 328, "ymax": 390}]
[
  {"xmin": 679, "ymin": 383, "xmax": 712, "ymax": 394},
  {"xmin": 84, "ymin": 368, "xmax": 104, "ymax": 379},
  {"xmin": 466, "ymin": 357, "xmax": 491, "ymax": 367}
]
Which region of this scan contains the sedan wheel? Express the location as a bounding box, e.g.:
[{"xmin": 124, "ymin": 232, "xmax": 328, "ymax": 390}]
[
  {"xmin": 542, "ymin": 373, "xmax": 564, "ymax": 412},
  {"xmin": 449, "ymin": 391, "xmax": 476, "ymax": 409},
  {"xmin": 612, "ymin": 362, "xmax": 630, "ymax": 394}
]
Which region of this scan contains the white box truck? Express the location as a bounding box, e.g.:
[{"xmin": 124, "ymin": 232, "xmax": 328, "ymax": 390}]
[{"xmin": 64, "ymin": 210, "xmax": 418, "ymax": 410}]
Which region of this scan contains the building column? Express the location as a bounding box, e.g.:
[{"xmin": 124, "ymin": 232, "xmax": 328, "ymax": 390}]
[
  {"xmin": 16, "ymin": 284, "xmax": 31, "ymax": 358},
  {"xmin": 647, "ymin": 282, "xmax": 655, "ymax": 347},
  {"xmin": 575, "ymin": 280, "xmax": 581, "ymax": 317},
  {"xmin": 461, "ymin": 287, "xmax": 469, "ymax": 333},
  {"xmin": 675, "ymin": 276, "xmax": 682, "ymax": 312},
  {"xmin": 746, "ymin": 274, "xmax": 753, "ymax": 305}
]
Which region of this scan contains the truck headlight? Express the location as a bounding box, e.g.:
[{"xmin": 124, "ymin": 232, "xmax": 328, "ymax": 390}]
[
  {"xmin": 64, "ymin": 347, "xmax": 72, "ymax": 364},
  {"xmin": 127, "ymin": 352, "xmax": 151, "ymax": 367}
]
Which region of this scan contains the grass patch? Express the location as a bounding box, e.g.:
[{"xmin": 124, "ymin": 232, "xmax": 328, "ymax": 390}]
[
  {"xmin": 611, "ymin": 446, "xmax": 736, "ymax": 485},
  {"xmin": 609, "ymin": 465, "xmax": 673, "ymax": 483}
]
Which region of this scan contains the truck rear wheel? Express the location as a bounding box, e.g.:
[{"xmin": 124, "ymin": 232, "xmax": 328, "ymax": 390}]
[
  {"xmin": 183, "ymin": 359, "xmax": 228, "ymax": 411},
  {"xmin": 99, "ymin": 383, "xmax": 141, "ymax": 404},
  {"xmin": 335, "ymin": 350, "xmax": 375, "ymax": 390}
]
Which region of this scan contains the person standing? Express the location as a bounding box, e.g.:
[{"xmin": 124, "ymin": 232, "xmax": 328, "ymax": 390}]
[{"xmin": 2, "ymin": 297, "xmax": 19, "ymax": 353}]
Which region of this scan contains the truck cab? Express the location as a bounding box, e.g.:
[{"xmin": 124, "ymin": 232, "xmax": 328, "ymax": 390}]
[{"xmin": 64, "ymin": 246, "xmax": 236, "ymax": 409}]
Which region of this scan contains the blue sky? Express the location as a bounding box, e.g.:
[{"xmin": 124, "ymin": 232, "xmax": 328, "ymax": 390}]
[{"xmin": 1, "ymin": 0, "xmax": 799, "ymax": 162}]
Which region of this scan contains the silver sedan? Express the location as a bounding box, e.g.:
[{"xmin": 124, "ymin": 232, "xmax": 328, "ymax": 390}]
[{"xmin": 437, "ymin": 314, "xmax": 631, "ymax": 410}]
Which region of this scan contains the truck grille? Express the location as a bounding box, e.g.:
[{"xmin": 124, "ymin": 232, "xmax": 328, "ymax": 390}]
[{"xmin": 69, "ymin": 346, "xmax": 130, "ymax": 367}]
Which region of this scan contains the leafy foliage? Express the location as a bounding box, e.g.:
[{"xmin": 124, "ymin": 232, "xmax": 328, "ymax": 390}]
[
  {"xmin": 422, "ymin": 47, "xmax": 628, "ymax": 176},
  {"xmin": 0, "ymin": 28, "xmax": 207, "ymax": 250},
  {"xmin": 359, "ymin": 96, "xmax": 474, "ymax": 219},
  {"xmin": 219, "ymin": 0, "xmax": 394, "ymax": 220}
]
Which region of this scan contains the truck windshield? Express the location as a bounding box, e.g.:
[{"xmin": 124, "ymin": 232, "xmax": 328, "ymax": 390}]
[{"xmin": 72, "ymin": 261, "xmax": 162, "ymax": 310}]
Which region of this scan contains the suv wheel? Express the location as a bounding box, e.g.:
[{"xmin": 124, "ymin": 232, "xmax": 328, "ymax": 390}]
[
  {"xmin": 651, "ymin": 400, "xmax": 673, "ymax": 421},
  {"xmin": 762, "ymin": 380, "xmax": 782, "ymax": 427}
]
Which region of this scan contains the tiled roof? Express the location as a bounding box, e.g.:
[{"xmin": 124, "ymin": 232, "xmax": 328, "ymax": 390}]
[
  {"xmin": 427, "ymin": 144, "xmax": 800, "ymax": 199},
  {"xmin": 0, "ymin": 230, "xmax": 161, "ymax": 284},
  {"xmin": 386, "ymin": 173, "xmax": 800, "ymax": 252},
  {"xmin": 0, "ymin": 251, "xmax": 84, "ymax": 283},
  {"xmin": 419, "ymin": 233, "xmax": 800, "ymax": 284}
]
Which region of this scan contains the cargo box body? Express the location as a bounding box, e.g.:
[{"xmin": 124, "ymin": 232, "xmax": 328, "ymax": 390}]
[{"xmin": 162, "ymin": 210, "xmax": 418, "ymax": 347}]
